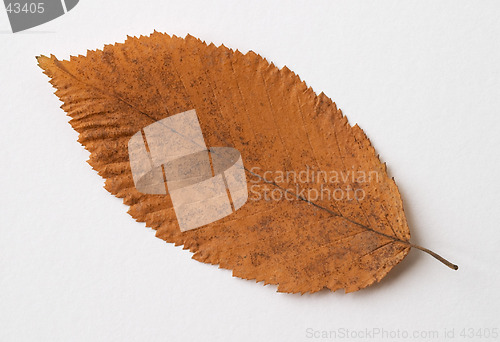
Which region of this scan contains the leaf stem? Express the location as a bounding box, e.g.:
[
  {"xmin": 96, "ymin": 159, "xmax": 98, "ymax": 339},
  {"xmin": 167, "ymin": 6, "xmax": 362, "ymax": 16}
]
[{"xmin": 409, "ymin": 243, "xmax": 458, "ymax": 270}]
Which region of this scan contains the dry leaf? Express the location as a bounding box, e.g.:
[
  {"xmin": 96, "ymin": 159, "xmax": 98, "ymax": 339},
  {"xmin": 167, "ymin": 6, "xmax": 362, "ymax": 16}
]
[{"xmin": 37, "ymin": 32, "xmax": 457, "ymax": 293}]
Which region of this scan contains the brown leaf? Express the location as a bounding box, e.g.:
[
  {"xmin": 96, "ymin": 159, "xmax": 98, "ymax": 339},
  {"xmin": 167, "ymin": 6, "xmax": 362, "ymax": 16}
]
[{"xmin": 37, "ymin": 32, "xmax": 457, "ymax": 293}]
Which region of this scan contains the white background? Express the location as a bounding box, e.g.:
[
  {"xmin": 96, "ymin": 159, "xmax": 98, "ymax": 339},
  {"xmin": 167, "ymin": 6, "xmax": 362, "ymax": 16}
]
[{"xmin": 1, "ymin": 1, "xmax": 499, "ymax": 341}]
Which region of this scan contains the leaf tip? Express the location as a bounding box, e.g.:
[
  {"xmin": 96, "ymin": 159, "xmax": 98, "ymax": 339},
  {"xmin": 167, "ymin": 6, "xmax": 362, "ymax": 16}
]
[
  {"xmin": 36, "ymin": 54, "xmax": 47, "ymax": 62},
  {"xmin": 36, "ymin": 54, "xmax": 53, "ymax": 70}
]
